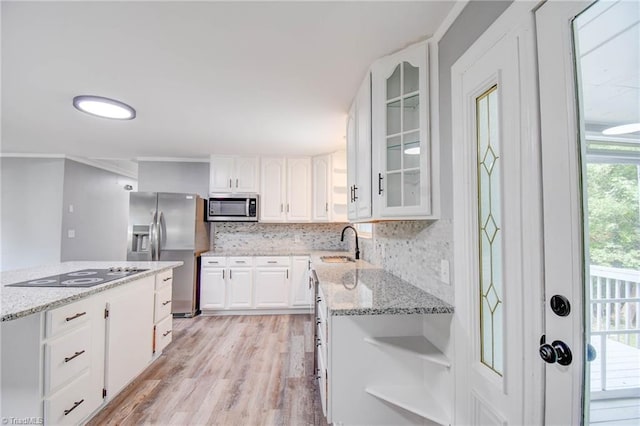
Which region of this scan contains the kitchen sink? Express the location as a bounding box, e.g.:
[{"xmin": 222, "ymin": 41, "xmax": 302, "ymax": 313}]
[{"xmin": 320, "ymin": 255, "xmax": 356, "ymax": 263}]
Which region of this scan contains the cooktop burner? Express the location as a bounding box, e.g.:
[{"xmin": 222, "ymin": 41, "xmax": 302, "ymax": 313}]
[{"xmin": 7, "ymin": 267, "xmax": 148, "ymax": 288}]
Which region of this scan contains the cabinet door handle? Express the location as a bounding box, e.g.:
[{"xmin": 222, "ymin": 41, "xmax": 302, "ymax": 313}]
[
  {"xmin": 163, "ymin": 277, "xmax": 172, "ymax": 282},
  {"xmin": 229, "ymin": 179, "xmax": 233, "ymax": 188},
  {"xmin": 64, "ymin": 399, "xmax": 85, "ymax": 416},
  {"xmin": 222, "ymin": 269, "xmax": 225, "ymax": 279},
  {"xmin": 65, "ymin": 312, "xmax": 86, "ymax": 322},
  {"xmin": 378, "ymin": 173, "xmax": 384, "ymax": 195},
  {"xmin": 353, "ymin": 185, "xmax": 358, "ymax": 201},
  {"xmin": 230, "ymin": 269, "xmax": 233, "ymax": 279},
  {"xmin": 236, "ymin": 178, "xmax": 239, "ymax": 188},
  {"xmin": 280, "ymin": 203, "xmax": 284, "ymax": 213},
  {"xmin": 163, "ymin": 330, "xmax": 172, "ymax": 337},
  {"xmin": 162, "ymin": 300, "xmax": 171, "ymax": 306},
  {"xmin": 325, "ymin": 202, "xmax": 328, "ymax": 212},
  {"xmin": 286, "ymin": 269, "xmax": 289, "ymax": 279},
  {"xmin": 287, "ymin": 204, "xmax": 290, "ymax": 213},
  {"xmin": 350, "ymin": 185, "xmax": 354, "ymax": 202},
  {"xmin": 64, "ymin": 350, "xmax": 85, "ymax": 363}
]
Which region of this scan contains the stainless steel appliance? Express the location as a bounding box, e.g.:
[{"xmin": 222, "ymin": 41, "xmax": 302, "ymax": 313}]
[
  {"xmin": 127, "ymin": 192, "xmax": 210, "ymax": 316},
  {"xmin": 207, "ymin": 193, "xmax": 258, "ymax": 222},
  {"xmin": 7, "ymin": 267, "xmax": 148, "ymax": 288}
]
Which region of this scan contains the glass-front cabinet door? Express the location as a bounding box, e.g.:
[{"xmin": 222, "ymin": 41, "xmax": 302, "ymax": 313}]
[{"xmin": 372, "ymin": 41, "xmax": 433, "ymax": 218}]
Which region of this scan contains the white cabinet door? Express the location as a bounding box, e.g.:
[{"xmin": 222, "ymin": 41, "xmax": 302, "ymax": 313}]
[
  {"xmin": 200, "ymin": 268, "xmax": 226, "ymax": 310},
  {"xmin": 235, "ymin": 156, "xmax": 259, "ymax": 193},
  {"xmin": 260, "ymin": 157, "xmax": 286, "ymax": 222},
  {"xmin": 331, "ymin": 150, "xmax": 348, "ymax": 222},
  {"xmin": 287, "ymin": 157, "xmax": 312, "ymax": 222},
  {"xmin": 313, "ymin": 155, "xmax": 331, "ymax": 222},
  {"xmin": 105, "ymin": 276, "xmax": 154, "ymax": 398},
  {"xmin": 346, "ymin": 104, "xmax": 358, "ymax": 220},
  {"xmin": 290, "ymin": 256, "xmax": 311, "ymax": 307},
  {"xmin": 228, "ymin": 268, "xmax": 253, "ymax": 309},
  {"xmin": 355, "ymin": 74, "xmax": 372, "ymax": 219},
  {"xmin": 254, "ymin": 268, "xmax": 289, "ymax": 308},
  {"xmin": 372, "ymin": 42, "xmax": 431, "ymax": 218},
  {"xmin": 209, "ymin": 155, "xmax": 235, "ymax": 193}
]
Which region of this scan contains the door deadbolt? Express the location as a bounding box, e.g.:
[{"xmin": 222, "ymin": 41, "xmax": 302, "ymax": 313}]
[
  {"xmin": 539, "ymin": 335, "xmax": 573, "ymax": 366},
  {"xmin": 550, "ymin": 294, "xmax": 571, "ymax": 317}
]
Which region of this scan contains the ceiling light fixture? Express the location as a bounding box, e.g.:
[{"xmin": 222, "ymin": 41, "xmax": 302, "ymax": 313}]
[
  {"xmin": 602, "ymin": 122, "xmax": 640, "ymax": 135},
  {"xmin": 73, "ymin": 95, "xmax": 136, "ymax": 120},
  {"xmin": 404, "ymin": 147, "xmax": 420, "ymax": 155}
]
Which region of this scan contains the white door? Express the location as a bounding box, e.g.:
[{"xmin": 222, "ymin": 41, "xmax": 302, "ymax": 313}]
[
  {"xmin": 227, "ymin": 268, "xmax": 253, "ymax": 309},
  {"xmin": 537, "ymin": 1, "xmax": 640, "ymax": 424},
  {"xmin": 200, "ymin": 268, "xmax": 226, "ymax": 310},
  {"xmin": 260, "ymin": 157, "xmax": 286, "ymax": 222},
  {"xmin": 287, "ymin": 157, "xmax": 312, "ymax": 222},
  {"xmin": 209, "ymin": 155, "xmax": 235, "ymax": 193},
  {"xmin": 235, "ymin": 156, "xmax": 259, "ymax": 193},
  {"xmin": 312, "ymin": 155, "xmax": 331, "ymax": 222},
  {"xmin": 254, "ymin": 268, "xmax": 289, "ymax": 308},
  {"xmin": 452, "ymin": 3, "xmax": 542, "ymax": 425}
]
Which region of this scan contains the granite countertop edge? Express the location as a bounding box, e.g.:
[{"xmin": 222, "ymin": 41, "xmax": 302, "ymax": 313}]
[{"xmin": 1, "ymin": 262, "xmax": 182, "ymax": 322}]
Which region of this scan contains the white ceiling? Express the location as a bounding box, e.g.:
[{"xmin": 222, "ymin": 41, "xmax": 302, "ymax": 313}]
[{"xmin": 1, "ymin": 0, "xmax": 455, "ymax": 160}]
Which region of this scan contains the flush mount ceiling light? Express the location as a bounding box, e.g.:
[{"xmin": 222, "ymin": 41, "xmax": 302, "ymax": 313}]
[
  {"xmin": 73, "ymin": 95, "xmax": 136, "ymax": 120},
  {"xmin": 404, "ymin": 146, "xmax": 420, "ymax": 155},
  {"xmin": 602, "ymin": 122, "xmax": 640, "ymax": 135}
]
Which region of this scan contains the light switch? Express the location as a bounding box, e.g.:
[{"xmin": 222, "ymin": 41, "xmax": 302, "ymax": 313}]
[
  {"xmin": 68, "ymin": 204, "xmax": 74, "ymax": 213},
  {"xmin": 67, "ymin": 229, "xmax": 75, "ymax": 238}
]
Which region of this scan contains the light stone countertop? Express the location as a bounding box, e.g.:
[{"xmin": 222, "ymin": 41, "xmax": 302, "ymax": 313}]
[
  {"xmin": 203, "ymin": 249, "xmax": 453, "ymax": 316},
  {"xmin": 1, "ymin": 261, "xmax": 183, "ymax": 322}
]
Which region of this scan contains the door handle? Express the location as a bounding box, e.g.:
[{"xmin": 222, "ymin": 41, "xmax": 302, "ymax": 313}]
[
  {"xmin": 353, "ymin": 185, "xmax": 358, "ymax": 201},
  {"xmin": 378, "ymin": 173, "xmax": 384, "ymax": 195},
  {"xmin": 539, "ymin": 335, "xmax": 573, "ymax": 366}
]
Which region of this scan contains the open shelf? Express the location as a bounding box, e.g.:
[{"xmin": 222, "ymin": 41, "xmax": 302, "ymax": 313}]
[
  {"xmin": 365, "ymin": 385, "xmax": 450, "ymax": 425},
  {"xmin": 364, "ymin": 336, "xmax": 450, "ymax": 368}
]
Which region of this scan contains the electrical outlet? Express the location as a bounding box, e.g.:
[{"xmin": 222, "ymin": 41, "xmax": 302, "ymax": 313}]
[
  {"xmin": 67, "ymin": 229, "xmax": 75, "ymax": 239},
  {"xmin": 440, "ymin": 259, "xmax": 450, "ymax": 284},
  {"xmin": 68, "ymin": 204, "xmax": 74, "ymax": 213}
]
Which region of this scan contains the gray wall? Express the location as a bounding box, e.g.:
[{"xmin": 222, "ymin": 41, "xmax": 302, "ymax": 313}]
[
  {"xmin": 0, "ymin": 157, "xmax": 65, "ymax": 270},
  {"xmin": 437, "ymin": 0, "xmax": 512, "ymax": 219},
  {"xmin": 60, "ymin": 160, "xmax": 137, "ymax": 262},
  {"xmin": 138, "ymin": 161, "xmax": 209, "ymax": 198}
]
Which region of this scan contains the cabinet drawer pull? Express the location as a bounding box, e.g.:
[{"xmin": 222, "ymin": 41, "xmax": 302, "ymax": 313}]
[
  {"xmin": 163, "ymin": 330, "xmax": 172, "ymax": 337},
  {"xmin": 267, "ymin": 261, "xmax": 278, "ymax": 264},
  {"xmin": 208, "ymin": 261, "xmax": 219, "ymax": 264},
  {"xmin": 235, "ymin": 260, "xmax": 246, "ymax": 264},
  {"xmin": 162, "ymin": 300, "xmax": 171, "ymax": 306},
  {"xmin": 163, "ymin": 277, "xmax": 172, "ymax": 282},
  {"xmin": 64, "ymin": 350, "xmax": 86, "ymax": 363},
  {"xmin": 316, "ymin": 319, "xmax": 322, "ymax": 325},
  {"xmin": 64, "ymin": 399, "xmax": 84, "ymax": 416},
  {"xmin": 65, "ymin": 312, "xmax": 86, "ymax": 322}
]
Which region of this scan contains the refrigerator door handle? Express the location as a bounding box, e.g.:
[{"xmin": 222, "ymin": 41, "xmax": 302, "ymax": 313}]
[
  {"xmin": 157, "ymin": 211, "xmax": 166, "ymax": 260},
  {"xmin": 150, "ymin": 211, "xmax": 158, "ymax": 261}
]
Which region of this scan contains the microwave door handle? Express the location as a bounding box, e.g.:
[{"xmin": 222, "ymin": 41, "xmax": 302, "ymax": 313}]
[{"xmin": 246, "ymin": 199, "xmax": 250, "ymax": 217}]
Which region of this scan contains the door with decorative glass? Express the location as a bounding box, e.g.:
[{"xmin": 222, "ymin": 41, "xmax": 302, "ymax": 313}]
[
  {"xmin": 452, "ymin": 3, "xmax": 542, "ymax": 425},
  {"xmin": 372, "ymin": 41, "xmax": 432, "ymax": 218}
]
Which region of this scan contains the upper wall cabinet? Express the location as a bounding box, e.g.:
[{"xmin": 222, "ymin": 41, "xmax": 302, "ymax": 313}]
[
  {"xmin": 260, "ymin": 157, "xmax": 311, "ymax": 223},
  {"xmin": 371, "ymin": 41, "xmax": 435, "ymax": 219},
  {"xmin": 347, "ymin": 73, "xmax": 373, "ymax": 222},
  {"xmin": 209, "ymin": 155, "xmax": 259, "ymax": 194}
]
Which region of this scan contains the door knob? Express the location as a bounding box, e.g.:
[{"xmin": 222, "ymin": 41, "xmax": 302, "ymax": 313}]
[{"xmin": 539, "ymin": 335, "xmax": 573, "ymax": 366}]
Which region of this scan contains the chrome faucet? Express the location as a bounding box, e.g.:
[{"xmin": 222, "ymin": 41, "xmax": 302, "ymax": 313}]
[{"xmin": 340, "ymin": 225, "xmax": 360, "ymax": 260}]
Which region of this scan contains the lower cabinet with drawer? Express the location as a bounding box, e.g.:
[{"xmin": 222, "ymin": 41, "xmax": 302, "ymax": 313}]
[
  {"xmin": 200, "ymin": 255, "xmax": 312, "ymax": 314},
  {"xmin": 0, "ymin": 267, "xmax": 177, "ymax": 425}
]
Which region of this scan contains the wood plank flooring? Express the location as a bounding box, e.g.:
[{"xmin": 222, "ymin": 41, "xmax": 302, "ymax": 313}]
[{"xmin": 88, "ymin": 315, "xmax": 327, "ymax": 426}]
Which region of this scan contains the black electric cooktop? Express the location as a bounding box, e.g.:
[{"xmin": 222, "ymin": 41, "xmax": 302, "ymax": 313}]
[{"xmin": 7, "ymin": 267, "xmax": 148, "ymax": 288}]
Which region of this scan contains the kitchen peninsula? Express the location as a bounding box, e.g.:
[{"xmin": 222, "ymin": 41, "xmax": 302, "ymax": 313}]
[{"xmin": 1, "ymin": 261, "xmax": 182, "ymax": 425}]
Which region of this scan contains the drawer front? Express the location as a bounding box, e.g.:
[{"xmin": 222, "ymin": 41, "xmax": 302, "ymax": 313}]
[
  {"xmin": 155, "ymin": 314, "xmax": 173, "ymax": 354},
  {"xmin": 45, "ymin": 370, "xmax": 94, "ymax": 426},
  {"xmin": 45, "ymin": 325, "xmax": 91, "ymax": 394},
  {"xmin": 317, "ymin": 347, "xmax": 328, "ymax": 417},
  {"xmin": 155, "ymin": 269, "xmax": 173, "ymax": 290},
  {"xmin": 46, "ymin": 298, "xmax": 92, "ymax": 338},
  {"xmin": 255, "ymin": 256, "xmax": 290, "ymax": 267},
  {"xmin": 228, "ymin": 256, "xmax": 253, "ymax": 266},
  {"xmin": 201, "ymin": 256, "xmax": 227, "ymax": 268},
  {"xmin": 154, "ymin": 284, "xmax": 173, "ymax": 323}
]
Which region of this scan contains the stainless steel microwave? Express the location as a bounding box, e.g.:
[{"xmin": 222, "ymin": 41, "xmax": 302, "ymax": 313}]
[{"xmin": 207, "ymin": 194, "xmax": 259, "ymax": 222}]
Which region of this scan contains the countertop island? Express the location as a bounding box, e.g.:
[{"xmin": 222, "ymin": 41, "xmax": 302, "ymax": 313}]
[{"xmin": 1, "ymin": 261, "xmax": 183, "ymax": 321}]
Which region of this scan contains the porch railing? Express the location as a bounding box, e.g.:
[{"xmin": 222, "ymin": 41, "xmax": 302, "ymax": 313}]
[{"xmin": 589, "ymin": 265, "xmax": 640, "ymax": 397}]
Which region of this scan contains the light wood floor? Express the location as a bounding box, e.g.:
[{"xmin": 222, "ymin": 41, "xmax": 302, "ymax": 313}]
[{"xmin": 88, "ymin": 315, "xmax": 327, "ymax": 426}]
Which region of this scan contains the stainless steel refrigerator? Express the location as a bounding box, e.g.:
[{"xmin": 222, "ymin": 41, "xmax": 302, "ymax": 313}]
[{"xmin": 127, "ymin": 192, "xmax": 210, "ymax": 317}]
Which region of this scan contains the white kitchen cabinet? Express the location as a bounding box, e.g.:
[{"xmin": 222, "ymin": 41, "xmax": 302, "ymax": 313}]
[
  {"xmin": 228, "ymin": 267, "xmax": 253, "ymax": 308},
  {"xmin": 254, "ymin": 268, "xmax": 289, "ymax": 308},
  {"xmin": 209, "ymin": 155, "xmax": 259, "ymax": 194},
  {"xmin": 347, "ymin": 73, "xmax": 373, "ymax": 221},
  {"xmin": 290, "ymin": 256, "xmax": 311, "ymax": 307},
  {"xmin": 312, "ymin": 155, "xmax": 331, "ymax": 222},
  {"xmin": 331, "ymin": 150, "xmax": 348, "ymax": 222},
  {"xmin": 153, "ymin": 270, "xmax": 173, "ymax": 354},
  {"xmin": 105, "ymin": 276, "xmax": 154, "ymax": 398},
  {"xmin": 200, "ymin": 265, "xmax": 227, "ymax": 310},
  {"xmin": 260, "ymin": 157, "xmax": 311, "ymax": 222},
  {"xmin": 371, "ymin": 41, "xmax": 434, "ymax": 218}
]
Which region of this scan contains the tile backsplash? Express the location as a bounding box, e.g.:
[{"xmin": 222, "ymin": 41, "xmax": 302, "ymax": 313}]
[
  {"xmin": 211, "ymin": 222, "xmax": 349, "ymax": 252},
  {"xmin": 355, "ymin": 220, "xmax": 453, "ymax": 304}
]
